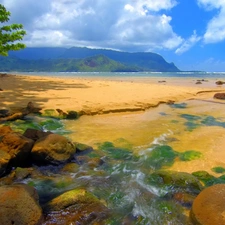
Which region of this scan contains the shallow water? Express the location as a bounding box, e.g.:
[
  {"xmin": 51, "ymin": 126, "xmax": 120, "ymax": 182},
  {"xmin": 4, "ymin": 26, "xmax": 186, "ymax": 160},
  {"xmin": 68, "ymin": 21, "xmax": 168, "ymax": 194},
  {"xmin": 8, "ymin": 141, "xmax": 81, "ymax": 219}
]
[{"xmin": 64, "ymin": 98, "xmax": 225, "ymax": 175}]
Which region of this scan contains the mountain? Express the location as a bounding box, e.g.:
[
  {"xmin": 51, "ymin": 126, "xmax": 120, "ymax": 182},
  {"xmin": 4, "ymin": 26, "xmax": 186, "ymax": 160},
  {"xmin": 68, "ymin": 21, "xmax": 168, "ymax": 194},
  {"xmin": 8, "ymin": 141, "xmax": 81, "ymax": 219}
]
[
  {"xmin": 0, "ymin": 55, "xmax": 140, "ymax": 72},
  {"xmin": 4, "ymin": 47, "xmax": 180, "ymax": 72}
]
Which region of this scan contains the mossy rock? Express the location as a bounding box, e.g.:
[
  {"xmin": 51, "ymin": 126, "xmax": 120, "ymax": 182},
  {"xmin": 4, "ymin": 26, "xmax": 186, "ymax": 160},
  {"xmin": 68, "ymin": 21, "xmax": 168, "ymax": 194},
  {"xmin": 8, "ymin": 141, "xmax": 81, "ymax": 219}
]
[
  {"xmin": 43, "ymin": 188, "xmax": 109, "ymax": 224},
  {"xmin": 192, "ymin": 171, "xmax": 223, "ymax": 187},
  {"xmin": 74, "ymin": 142, "xmax": 93, "ymax": 153},
  {"xmin": 146, "ymin": 170, "xmax": 203, "ymax": 196},
  {"xmin": 41, "ymin": 109, "xmax": 63, "ymax": 118}
]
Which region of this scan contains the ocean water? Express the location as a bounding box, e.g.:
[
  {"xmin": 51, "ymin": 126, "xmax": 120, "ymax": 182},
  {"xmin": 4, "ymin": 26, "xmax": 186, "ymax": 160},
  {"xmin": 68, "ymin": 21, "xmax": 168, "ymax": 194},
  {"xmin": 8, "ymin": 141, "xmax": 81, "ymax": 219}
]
[{"xmin": 14, "ymin": 71, "xmax": 225, "ymax": 79}]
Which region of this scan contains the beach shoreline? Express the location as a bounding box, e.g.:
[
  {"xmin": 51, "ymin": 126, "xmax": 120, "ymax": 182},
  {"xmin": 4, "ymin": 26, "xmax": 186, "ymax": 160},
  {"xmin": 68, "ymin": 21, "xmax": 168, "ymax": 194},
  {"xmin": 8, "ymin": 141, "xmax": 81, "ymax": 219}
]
[{"xmin": 1, "ymin": 73, "xmax": 225, "ymax": 115}]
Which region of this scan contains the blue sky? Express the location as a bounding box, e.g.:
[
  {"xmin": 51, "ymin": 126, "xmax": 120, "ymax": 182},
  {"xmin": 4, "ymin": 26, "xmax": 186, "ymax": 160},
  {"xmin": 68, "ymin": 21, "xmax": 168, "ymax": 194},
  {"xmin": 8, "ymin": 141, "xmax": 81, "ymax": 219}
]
[{"xmin": 1, "ymin": 0, "xmax": 225, "ymax": 71}]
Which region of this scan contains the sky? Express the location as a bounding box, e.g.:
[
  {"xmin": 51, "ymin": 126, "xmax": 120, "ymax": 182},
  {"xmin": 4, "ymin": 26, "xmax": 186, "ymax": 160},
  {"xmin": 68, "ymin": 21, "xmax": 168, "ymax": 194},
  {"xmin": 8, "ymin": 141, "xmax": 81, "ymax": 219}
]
[{"xmin": 1, "ymin": 0, "xmax": 225, "ymax": 71}]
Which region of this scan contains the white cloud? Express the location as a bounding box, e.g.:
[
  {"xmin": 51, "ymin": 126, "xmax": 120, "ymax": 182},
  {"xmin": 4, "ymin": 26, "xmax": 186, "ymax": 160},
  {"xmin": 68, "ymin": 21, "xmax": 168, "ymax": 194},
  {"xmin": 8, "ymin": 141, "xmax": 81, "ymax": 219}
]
[
  {"xmin": 0, "ymin": 0, "xmax": 182, "ymax": 52},
  {"xmin": 197, "ymin": 0, "xmax": 225, "ymax": 43},
  {"xmin": 175, "ymin": 31, "xmax": 201, "ymax": 55}
]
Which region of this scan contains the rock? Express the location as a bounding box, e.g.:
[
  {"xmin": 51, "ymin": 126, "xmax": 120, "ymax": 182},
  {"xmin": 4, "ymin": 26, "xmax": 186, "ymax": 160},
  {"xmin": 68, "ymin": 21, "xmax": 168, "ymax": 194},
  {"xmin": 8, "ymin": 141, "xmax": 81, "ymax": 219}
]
[
  {"xmin": 66, "ymin": 110, "xmax": 79, "ymax": 119},
  {"xmin": 190, "ymin": 184, "xmax": 225, "ymax": 225},
  {"xmin": 146, "ymin": 170, "xmax": 203, "ymax": 196},
  {"xmin": 23, "ymin": 128, "xmax": 52, "ymax": 142},
  {"xmin": 0, "ymin": 109, "xmax": 10, "ymax": 117},
  {"xmin": 214, "ymin": 92, "xmax": 225, "ymax": 100},
  {"xmin": 31, "ymin": 133, "xmax": 76, "ymax": 165},
  {"xmin": 0, "ymin": 150, "xmax": 11, "ymax": 177},
  {"xmin": 75, "ymin": 142, "xmax": 93, "ymax": 154},
  {"xmin": 0, "ymin": 184, "xmax": 43, "ymax": 225},
  {"xmin": 215, "ymin": 80, "xmax": 225, "ymax": 85},
  {"xmin": 0, "ymin": 130, "xmax": 34, "ymax": 167},
  {"xmin": 44, "ymin": 188, "xmax": 109, "ymax": 224},
  {"xmin": 0, "ymin": 126, "xmax": 13, "ymax": 135},
  {"xmin": 14, "ymin": 167, "xmax": 32, "ymax": 180},
  {"xmin": 195, "ymin": 81, "xmax": 202, "ymax": 84}
]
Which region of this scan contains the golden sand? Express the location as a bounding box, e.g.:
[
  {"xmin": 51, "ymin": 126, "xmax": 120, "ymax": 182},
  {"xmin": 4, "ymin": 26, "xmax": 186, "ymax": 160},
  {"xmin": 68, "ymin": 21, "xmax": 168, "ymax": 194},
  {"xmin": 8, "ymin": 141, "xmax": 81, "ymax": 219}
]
[{"xmin": 1, "ymin": 74, "xmax": 225, "ymax": 115}]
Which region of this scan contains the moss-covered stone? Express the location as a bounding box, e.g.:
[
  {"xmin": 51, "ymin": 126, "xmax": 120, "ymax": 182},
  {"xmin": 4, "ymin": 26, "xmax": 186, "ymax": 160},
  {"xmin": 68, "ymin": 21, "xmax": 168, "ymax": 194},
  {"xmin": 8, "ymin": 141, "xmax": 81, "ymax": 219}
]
[
  {"xmin": 44, "ymin": 188, "xmax": 109, "ymax": 224},
  {"xmin": 146, "ymin": 170, "xmax": 203, "ymax": 196}
]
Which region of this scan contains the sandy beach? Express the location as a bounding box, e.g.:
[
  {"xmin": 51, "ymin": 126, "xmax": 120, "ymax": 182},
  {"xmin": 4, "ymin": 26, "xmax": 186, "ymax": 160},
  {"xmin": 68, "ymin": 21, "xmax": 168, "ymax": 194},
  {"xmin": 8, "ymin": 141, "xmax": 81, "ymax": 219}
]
[{"xmin": 1, "ymin": 73, "xmax": 225, "ymax": 115}]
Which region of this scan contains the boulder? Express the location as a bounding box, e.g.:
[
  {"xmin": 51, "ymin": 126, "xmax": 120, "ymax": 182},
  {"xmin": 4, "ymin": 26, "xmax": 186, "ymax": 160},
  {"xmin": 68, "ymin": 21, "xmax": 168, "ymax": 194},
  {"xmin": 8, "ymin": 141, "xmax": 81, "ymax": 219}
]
[
  {"xmin": 44, "ymin": 188, "xmax": 109, "ymax": 224},
  {"xmin": 146, "ymin": 170, "xmax": 203, "ymax": 196},
  {"xmin": 215, "ymin": 80, "xmax": 225, "ymax": 85},
  {"xmin": 0, "ymin": 130, "xmax": 34, "ymax": 166},
  {"xmin": 214, "ymin": 92, "xmax": 225, "ymax": 100},
  {"xmin": 31, "ymin": 133, "xmax": 76, "ymax": 165},
  {"xmin": 0, "ymin": 126, "xmax": 13, "ymax": 135},
  {"xmin": 0, "ymin": 184, "xmax": 43, "ymax": 225},
  {"xmin": 23, "ymin": 128, "xmax": 52, "ymax": 142},
  {"xmin": 0, "ymin": 150, "xmax": 11, "ymax": 177},
  {"xmin": 190, "ymin": 184, "xmax": 225, "ymax": 225}
]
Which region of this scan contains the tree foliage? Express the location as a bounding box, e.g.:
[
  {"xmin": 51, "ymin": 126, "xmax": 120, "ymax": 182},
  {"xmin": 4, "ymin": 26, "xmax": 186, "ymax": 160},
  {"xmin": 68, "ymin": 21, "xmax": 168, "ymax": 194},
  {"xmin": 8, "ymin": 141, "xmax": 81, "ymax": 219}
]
[{"xmin": 0, "ymin": 4, "xmax": 26, "ymax": 56}]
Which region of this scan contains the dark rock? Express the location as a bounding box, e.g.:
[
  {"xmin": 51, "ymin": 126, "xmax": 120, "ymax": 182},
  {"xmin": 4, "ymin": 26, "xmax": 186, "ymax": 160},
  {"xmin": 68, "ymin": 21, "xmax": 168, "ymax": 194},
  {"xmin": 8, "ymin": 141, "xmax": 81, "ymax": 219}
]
[
  {"xmin": 0, "ymin": 184, "xmax": 43, "ymax": 225},
  {"xmin": 31, "ymin": 133, "xmax": 76, "ymax": 165},
  {"xmin": 66, "ymin": 110, "xmax": 79, "ymax": 119},
  {"xmin": 23, "ymin": 128, "xmax": 52, "ymax": 142},
  {"xmin": 215, "ymin": 80, "xmax": 225, "ymax": 85},
  {"xmin": 0, "ymin": 130, "xmax": 34, "ymax": 167},
  {"xmin": 195, "ymin": 81, "xmax": 202, "ymax": 84},
  {"xmin": 75, "ymin": 142, "xmax": 93, "ymax": 154},
  {"xmin": 190, "ymin": 184, "xmax": 225, "ymax": 225},
  {"xmin": 44, "ymin": 188, "xmax": 109, "ymax": 225},
  {"xmin": 214, "ymin": 92, "xmax": 225, "ymax": 100},
  {"xmin": 0, "ymin": 150, "xmax": 11, "ymax": 177},
  {"xmin": 0, "ymin": 109, "xmax": 10, "ymax": 117}
]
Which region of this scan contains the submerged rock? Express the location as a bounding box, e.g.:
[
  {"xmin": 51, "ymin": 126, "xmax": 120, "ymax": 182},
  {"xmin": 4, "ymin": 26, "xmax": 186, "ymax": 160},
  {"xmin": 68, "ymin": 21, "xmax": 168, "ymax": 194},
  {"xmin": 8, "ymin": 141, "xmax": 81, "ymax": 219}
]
[
  {"xmin": 44, "ymin": 188, "xmax": 109, "ymax": 224},
  {"xmin": 0, "ymin": 184, "xmax": 43, "ymax": 225},
  {"xmin": 190, "ymin": 184, "xmax": 225, "ymax": 225},
  {"xmin": 146, "ymin": 170, "xmax": 203, "ymax": 196},
  {"xmin": 31, "ymin": 133, "xmax": 76, "ymax": 165}
]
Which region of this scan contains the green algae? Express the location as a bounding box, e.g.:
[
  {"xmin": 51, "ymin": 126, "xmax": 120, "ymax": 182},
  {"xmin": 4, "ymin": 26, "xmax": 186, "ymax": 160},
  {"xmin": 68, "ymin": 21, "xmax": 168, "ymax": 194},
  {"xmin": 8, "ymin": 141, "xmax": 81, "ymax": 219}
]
[
  {"xmin": 145, "ymin": 145, "xmax": 178, "ymax": 170},
  {"xmin": 179, "ymin": 150, "xmax": 202, "ymax": 161},
  {"xmin": 211, "ymin": 166, "xmax": 225, "ymax": 174}
]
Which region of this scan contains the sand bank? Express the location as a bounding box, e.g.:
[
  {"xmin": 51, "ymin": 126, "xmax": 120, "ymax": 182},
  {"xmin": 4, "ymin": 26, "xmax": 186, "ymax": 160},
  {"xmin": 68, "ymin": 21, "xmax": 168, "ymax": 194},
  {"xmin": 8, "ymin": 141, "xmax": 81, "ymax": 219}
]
[{"xmin": 1, "ymin": 74, "xmax": 225, "ymax": 115}]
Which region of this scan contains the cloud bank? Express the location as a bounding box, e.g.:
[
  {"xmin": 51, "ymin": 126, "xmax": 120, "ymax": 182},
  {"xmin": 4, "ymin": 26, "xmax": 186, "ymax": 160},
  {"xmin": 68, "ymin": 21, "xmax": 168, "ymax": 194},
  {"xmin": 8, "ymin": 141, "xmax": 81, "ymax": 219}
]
[
  {"xmin": 0, "ymin": 0, "xmax": 182, "ymax": 52},
  {"xmin": 0, "ymin": 0, "xmax": 225, "ymax": 55}
]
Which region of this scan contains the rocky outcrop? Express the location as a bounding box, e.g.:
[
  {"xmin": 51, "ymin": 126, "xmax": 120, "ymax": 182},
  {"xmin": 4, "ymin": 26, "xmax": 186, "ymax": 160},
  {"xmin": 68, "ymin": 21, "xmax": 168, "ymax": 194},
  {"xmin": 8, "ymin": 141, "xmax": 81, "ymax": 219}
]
[
  {"xmin": 0, "ymin": 184, "xmax": 43, "ymax": 225},
  {"xmin": 190, "ymin": 184, "xmax": 225, "ymax": 225},
  {"xmin": 44, "ymin": 188, "xmax": 109, "ymax": 224},
  {"xmin": 31, "ymin": 133, "xmax": 76, "ymax": 165}
]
